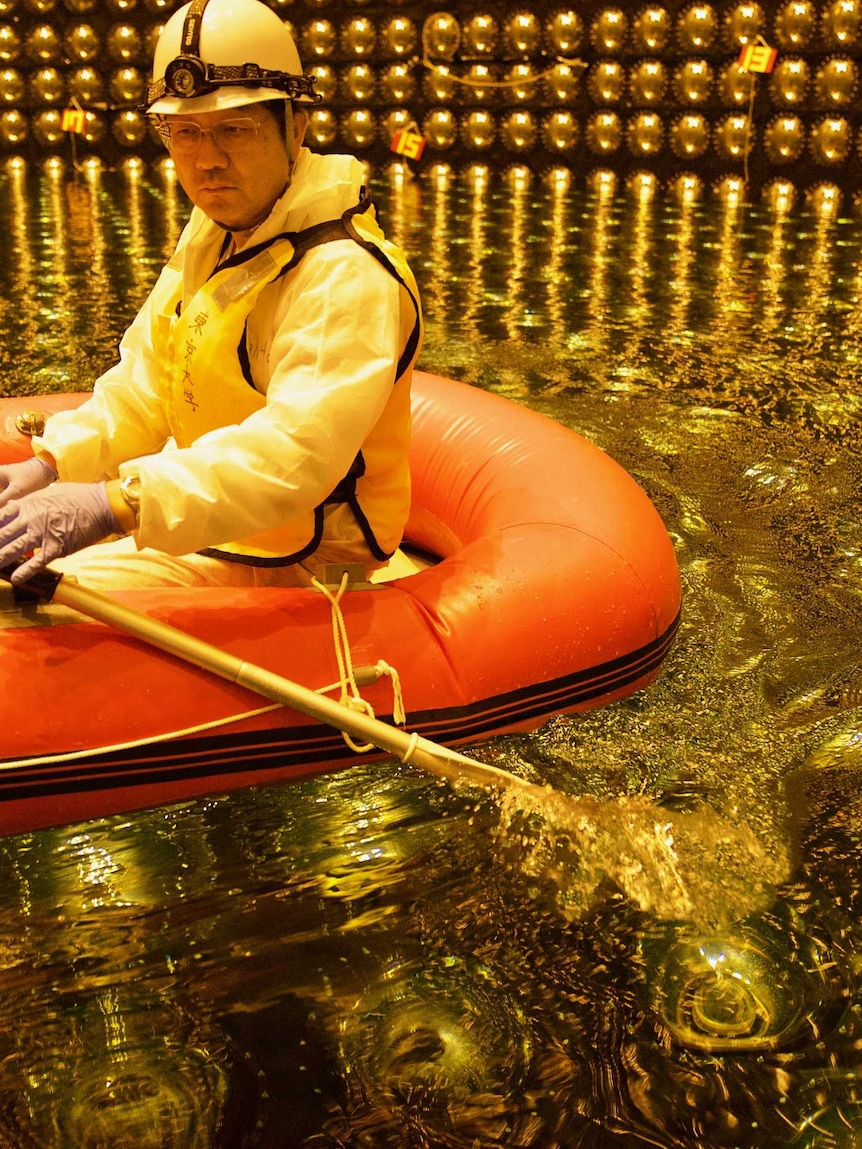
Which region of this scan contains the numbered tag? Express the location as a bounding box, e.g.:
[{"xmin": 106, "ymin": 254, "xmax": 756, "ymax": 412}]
[
  {"xmin": 61, "ymin": 107, "xmax": 86, "ymax": 134},
  {"xmin": 738, "ymin": 43, "xmax": 778, "ymax": 73},
  {"xmin": 390, "ymin": 122, "xmax": 426, "ymax": 161}
]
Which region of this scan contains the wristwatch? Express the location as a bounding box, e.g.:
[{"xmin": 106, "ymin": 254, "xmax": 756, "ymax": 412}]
[{"xmin": 119, "ymin": 474, "xmax": 142, "ymax": 526}]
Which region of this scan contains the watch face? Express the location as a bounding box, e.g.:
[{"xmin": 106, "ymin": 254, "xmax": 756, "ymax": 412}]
[{"xmin": 121, "ymin": 476, "xmax": 141, "ymax": 510}]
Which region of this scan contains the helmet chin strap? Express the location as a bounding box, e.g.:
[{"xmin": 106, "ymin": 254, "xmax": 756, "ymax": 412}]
[{"xmin": 285, "ymin": 101, "xmax": 296, "ymax": 168}]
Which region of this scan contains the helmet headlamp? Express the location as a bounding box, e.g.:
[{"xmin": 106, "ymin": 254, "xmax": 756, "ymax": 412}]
[
  {"xmin": 144, "ymin": 0, "xmax": 320, "ymax": 113},
  {"xmin": 146, "ymin": 57, "xmax": 319, "ymax": 107}
]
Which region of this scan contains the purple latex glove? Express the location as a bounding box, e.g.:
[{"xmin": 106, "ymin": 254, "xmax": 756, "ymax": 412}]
[
  {"xmin": 0, "ymin": 482, "xmax": 120, "ymax": 585},
  {"xmin": 0, "ymin": 457, "xmax": 57, "ymax": 508}
]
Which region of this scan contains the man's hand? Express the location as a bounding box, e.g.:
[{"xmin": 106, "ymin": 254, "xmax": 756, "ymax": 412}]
[
  {"xmin": 0, "ymin": 483, "xmax": 120, "ymax": 584},
  {"xmin": 0, "ymin": 457, "xmax": 57, "ymax": 508}
]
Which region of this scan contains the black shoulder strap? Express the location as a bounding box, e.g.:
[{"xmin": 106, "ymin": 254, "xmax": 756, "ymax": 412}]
[
  {"xmin": 282, "ymin": 207, "xmax": 421, "ymax": 384},
  {"xmin": 277, "ymin": 203, "xmax": 421, "ymax": 382},
  {"xmin": 237, "ymin": 219, "xmax": 352, "ymax": 387},
  {"xmin": 272, "ymin": 219, "xmax": 352, "ymax": 280},
  {"xmin": 237, "ymin": 206, "xmax": 420, "ymax": 388},
  {"xmin": 211, "ymin": 218, "xmax": 350, "ymax": 281},
  {"xmin": 340, "ymin": 196, "xmax": 421, "ymax": 381}
]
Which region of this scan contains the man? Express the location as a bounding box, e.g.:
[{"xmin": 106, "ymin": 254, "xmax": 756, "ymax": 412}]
[{"xmin": 0, "ymin": 0, "xmax": 422, "ymax": 589}]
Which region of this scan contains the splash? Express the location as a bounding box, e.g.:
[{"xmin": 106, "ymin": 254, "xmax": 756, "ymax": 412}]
[{"xmin": 495, "ymin": 784, "xmax": 790, "ymax": 928}]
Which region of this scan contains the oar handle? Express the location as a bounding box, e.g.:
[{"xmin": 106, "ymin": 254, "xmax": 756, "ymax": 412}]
[{"xmin": 0, "ymin": 563, "xmax": 63, "ymax": 602}]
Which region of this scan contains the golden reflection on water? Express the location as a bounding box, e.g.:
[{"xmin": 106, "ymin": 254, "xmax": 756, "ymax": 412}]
[
  {"xmin": 74, "ymin": 170, "xmax": 114, "ymax": 356},
  {"xmin": 5, "ymin": 162, "xmax": 39, "ymax": 370},
  {"xmin": 117, "ymin": 163, "xmax": 151, "ymax": 300},
  {"xmin": 760, "ymin": 204, "xmax": 793, "ymax": 345},
  {"xmin": 502, "ymin": 166, "xmax": 529, "ymax": 344},
  {"xmin": 422, "ymin": 165, "xmax": 454, "ymax": 328},
  {"xmin": 543, "ymin": 169, "xmax": 572, "ymax": 344},
  {"xmin": 463, "ymin": 163, "xmax": 490, "ymax": 341},
  {"xmin": 155, "ymin": 161, "xmax": 186, "ymax": 262},
  {"xmin": 665, "ymin": 195, "xmax": 697, "ymax": 353},
  {"xmin": 2, "ymin": 165, "xmax": 862, "ymax": 1145},
  {"xmin": 545, "ymin": 175, "xmax": 615, "ymax": 395},
  {"xmin": 619, "ymin": 189, "xmax": 655, "ymax": 381},
  {"xmin": 711, "ymin": 196, "xmax": 750, "ymax": 369},
  {"xmin": 381, "ymin": 161, "xmax": 421, "ymax": 255},
  {"xmin": 842, "ymin": 233, "xmax": 862, "ymax": 367}
]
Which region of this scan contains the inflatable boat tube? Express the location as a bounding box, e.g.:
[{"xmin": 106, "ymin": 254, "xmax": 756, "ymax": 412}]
[{"xmin": 0, "ymin": 371, "xmax": 680, "ymax": 835}]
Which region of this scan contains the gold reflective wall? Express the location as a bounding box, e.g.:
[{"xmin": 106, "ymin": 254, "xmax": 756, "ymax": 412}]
[{"xmin": 0, "ymin": 1, "xmax": 860, "ymax": 193}]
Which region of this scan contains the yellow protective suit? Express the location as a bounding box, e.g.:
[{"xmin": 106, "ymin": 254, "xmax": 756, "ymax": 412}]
[{"xmin": 35, "ymin": 149, "xmax": 423, "ymax": 584}]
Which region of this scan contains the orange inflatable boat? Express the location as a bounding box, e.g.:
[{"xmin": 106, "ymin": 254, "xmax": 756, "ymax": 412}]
[{"xmin": 0, "ymin": 372, "xmax": 680, "ymax": 835}]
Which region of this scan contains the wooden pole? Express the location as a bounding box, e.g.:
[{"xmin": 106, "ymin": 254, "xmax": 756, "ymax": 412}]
[{"xmin": 44, "ymin": 573, "xmax": 538, "ymax": 797}]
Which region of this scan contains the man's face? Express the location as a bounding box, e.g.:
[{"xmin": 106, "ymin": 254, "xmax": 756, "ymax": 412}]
[{"xmin": 166, "ymin": 103, "xmax": 307, "ymax": 237}]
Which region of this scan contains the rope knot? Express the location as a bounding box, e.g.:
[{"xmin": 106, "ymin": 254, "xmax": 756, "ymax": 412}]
[{"xmin": 311, "ymin": 572, "xmax": 408, "ymax": 754}]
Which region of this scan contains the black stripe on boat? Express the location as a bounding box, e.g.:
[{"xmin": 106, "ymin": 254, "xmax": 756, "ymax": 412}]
[{"xmin": 0, "ymin": 611, "xmax": 680, "ymax": 802}]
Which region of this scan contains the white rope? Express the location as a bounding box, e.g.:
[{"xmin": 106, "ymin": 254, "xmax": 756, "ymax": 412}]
[
  {"xmin": 372, "ymin": 659, "xmax": 407, "ymax": 726},
  {"xmin": 0, "ymin": 702, "xmax": 282, "ymax": 771},
  {"xmin": 420, "ymin": 18, "xmax": 586, "ymax": 90},
  {"xmin": 400, "ymin": 731, "xmax": 420, "ymax": 765},
  {"xmin": 311, "ymin": 572, "xmax": 407, "ymax": 754},
  {"xmin": 421, "ymin": 53, "xmax": 587, "ymax": 90},
  {"xmin": 2, "ymin": 578, "xmax": 408, "ymax": 771}
]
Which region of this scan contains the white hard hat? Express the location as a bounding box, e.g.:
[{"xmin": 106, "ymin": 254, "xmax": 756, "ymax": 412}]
[{"xmin": 144, "ymin": 0, "xmax": 320, "ymax": 115}]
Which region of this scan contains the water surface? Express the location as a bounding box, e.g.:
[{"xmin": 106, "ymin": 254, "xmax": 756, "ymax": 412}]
[{"xmin": 0, "ymin": 161, "xmax": 861, "ymax": 1146}]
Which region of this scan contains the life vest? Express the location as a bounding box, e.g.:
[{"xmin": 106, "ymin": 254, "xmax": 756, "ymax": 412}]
[{"xmin": 151, "ymin": 195, "xmax": 422, "ymax": 566}]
